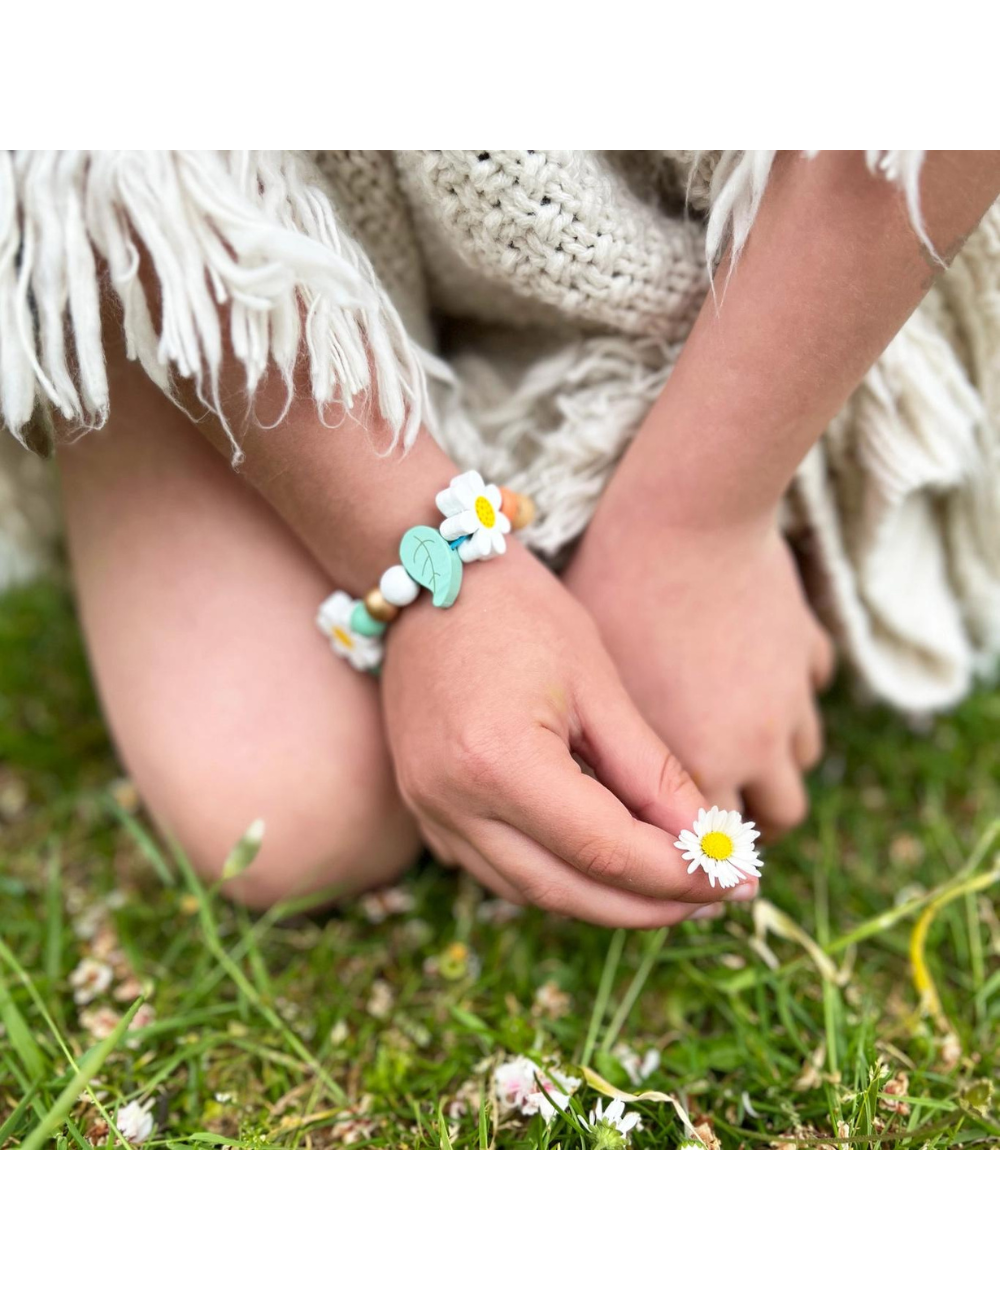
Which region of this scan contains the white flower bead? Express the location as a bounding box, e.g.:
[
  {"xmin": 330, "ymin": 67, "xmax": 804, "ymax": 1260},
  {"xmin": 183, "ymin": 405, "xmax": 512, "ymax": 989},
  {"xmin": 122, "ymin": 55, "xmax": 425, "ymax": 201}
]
[
  {"xmin": 379, "ymin": 564, "xmax": 420, "ymax": 607},
  {"xmin": 316, "ymin": 591, "xmax": 384, "ymax": 673},
  {"xmin": 436, "ymin": 469, "xmax": 511, "ymax": 564}
]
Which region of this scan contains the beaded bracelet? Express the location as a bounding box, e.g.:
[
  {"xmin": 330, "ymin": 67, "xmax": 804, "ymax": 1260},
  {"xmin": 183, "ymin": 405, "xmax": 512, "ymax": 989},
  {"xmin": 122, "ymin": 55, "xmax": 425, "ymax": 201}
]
[{"xmin": 317, "ymin": 470, "xmax": 535, "ymax": 673}]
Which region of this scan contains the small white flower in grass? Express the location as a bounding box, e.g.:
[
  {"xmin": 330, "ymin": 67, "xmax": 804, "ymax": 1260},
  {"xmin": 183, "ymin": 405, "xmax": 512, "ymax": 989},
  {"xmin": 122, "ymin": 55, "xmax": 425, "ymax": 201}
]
[
  {"xmin": 675, "ymin": 806, "xmax": 762, "ymax": 889},
  {"xmin": 585, "ymin": 1098, "xmax": 642, "ymax": 1150},
  {"xmin": 493, "ymin": 1056, "xmax": 579, "ymax": 1123},
  {"xmin": 494, "ymin": 1056, "xmax": 537, "ymax": 1112},
  {"xmin": 614, "ymin": 1044, "xmax": 661, "ymax": 1087},
  {"xmin": 316, "ymin": 592, "xmax": 383, "ymax": 672},
  {"xmin": 116, "ymin": 1099, "xmax": 155, "ymax": 1146},
  {"xmin": 80, "ymin": 1005, "xmax": 120, "ymax": 1040},
  {"xmin": 70, "ymin": 957, "xmax": 113, "ymax": 1005},
  {"xmin": 437, "ymin": 470, "xmax": 511, "ymax": 563},
  {"xmin": 360, "ymin": 886, "xmax": 415, "ymax": 924}
]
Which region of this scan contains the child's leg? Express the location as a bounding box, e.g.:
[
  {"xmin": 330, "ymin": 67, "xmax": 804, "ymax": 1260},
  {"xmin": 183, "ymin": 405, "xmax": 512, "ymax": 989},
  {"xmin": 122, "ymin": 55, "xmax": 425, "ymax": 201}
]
[{"xmin": 57, "ymin": 369, "xmax": 420, "ymax": 910}]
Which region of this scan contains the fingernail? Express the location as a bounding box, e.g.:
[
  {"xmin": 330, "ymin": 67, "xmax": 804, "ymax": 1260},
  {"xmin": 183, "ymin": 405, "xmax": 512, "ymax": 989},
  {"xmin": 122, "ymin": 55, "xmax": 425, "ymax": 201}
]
[
  {"xmin": 730, "ymin": 883, "xmax": 759, "ymax": 902},
  {"xmin": 692, "ymin": 904, "xmax": 724, "ymax": 920}
]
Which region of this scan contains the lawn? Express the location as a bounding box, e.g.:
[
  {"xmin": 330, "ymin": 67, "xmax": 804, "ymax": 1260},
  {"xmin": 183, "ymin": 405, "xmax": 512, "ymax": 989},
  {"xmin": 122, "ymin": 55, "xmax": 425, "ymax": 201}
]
[{"xmin": 1, "ymin": 578, "xmax": 998, "ymax": 1150}]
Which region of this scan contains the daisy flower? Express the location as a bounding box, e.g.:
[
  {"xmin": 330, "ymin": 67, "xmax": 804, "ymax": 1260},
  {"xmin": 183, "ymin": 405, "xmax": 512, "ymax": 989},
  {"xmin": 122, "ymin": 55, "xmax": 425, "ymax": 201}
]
[
  {"xmin": 614, "ymin": 1044, "xmax": 661, "ymax": 1087},
  {"xmin": 493, "ymin": 1056, "xmax": 579, "ymax": 1123},
  {"xmin": 316, "ymin": 592, "xmax": 384, "ymax": 672},
  {"xmin": 70, "ymin": 957, "xmax": 113, "ymax": 1005},
  {"xmin": 436, "ymin": 470, "xmax": 511, "ymax": 563},
  {"xmin": 116, "ymin": 1099, "xmax": 155, "ymax": 1146},
  {"xmin": 675, "ymin": 806, "xmax": 762, "ymax": 889},
  {"xmin": 585, "ymin": 1098, "xmax": 642, "ymax": 1150},
  {"xmin": 79, "ymin": 1005, "xmax": 120, "ymax": 1040}
]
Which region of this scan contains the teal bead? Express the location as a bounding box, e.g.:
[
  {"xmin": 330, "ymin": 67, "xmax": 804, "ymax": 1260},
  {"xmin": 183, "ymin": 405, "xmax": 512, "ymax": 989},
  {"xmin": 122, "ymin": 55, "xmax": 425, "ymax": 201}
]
[{"xmin": 350, "ymin": 602, "xmax": 387, "ymax": 638}]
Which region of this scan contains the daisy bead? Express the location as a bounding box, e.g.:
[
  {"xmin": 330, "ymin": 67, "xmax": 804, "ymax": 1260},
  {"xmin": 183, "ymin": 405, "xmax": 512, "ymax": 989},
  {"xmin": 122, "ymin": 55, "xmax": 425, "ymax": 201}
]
[
  {"xmin": 379, "ymin": 564, "xmax": 420, "ymax": 607},
  {"xmin": 437, "ymin": 469, "xmax": 511, "ymax": 563}
]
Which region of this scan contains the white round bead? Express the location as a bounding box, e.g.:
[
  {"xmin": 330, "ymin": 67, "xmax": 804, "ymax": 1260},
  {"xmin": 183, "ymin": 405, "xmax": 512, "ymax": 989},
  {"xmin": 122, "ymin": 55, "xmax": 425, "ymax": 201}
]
[{"xmin": 379, "ymin": 564, "xmax": 420, "ymax": 607}]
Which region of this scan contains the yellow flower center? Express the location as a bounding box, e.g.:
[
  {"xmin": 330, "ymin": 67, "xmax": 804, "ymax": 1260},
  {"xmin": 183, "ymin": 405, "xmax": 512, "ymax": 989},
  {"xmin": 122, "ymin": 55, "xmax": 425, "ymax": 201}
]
[
  {"xmin": 474, "ymin": 495, "xmax": 496, "ymax": 529},
  {"xmin": 333, "ymin": 627, "xmax": 355, "ymax": 651},
  {"xmin": 700, "ymin": 831, "xmax": 734, "ymax": 861}
]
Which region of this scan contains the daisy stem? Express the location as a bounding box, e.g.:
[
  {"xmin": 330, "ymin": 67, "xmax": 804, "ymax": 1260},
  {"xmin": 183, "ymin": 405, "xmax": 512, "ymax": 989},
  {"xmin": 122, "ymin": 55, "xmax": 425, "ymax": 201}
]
[
  {"xmin": 600, "ymin": 927, "xmax": 670, "ymax": 1055},
  {"xmin": 581, "ymin": 928, "xmax": 626, "ymax": 1069}
]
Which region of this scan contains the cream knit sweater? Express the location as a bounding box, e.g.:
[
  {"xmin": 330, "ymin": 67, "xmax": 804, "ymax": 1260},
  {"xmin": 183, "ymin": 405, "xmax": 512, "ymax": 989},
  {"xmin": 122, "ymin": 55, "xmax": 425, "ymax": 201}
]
[{"xmin": 2, "ymin": 149, "xmax": 999, "ymax": 712}]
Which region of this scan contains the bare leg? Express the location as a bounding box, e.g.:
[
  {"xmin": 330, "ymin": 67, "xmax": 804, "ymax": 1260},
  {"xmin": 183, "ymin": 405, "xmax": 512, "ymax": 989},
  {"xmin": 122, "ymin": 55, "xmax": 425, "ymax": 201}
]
[{"xmin": 58, "ymin": 360, "xmax": 420, "ymax": 910}]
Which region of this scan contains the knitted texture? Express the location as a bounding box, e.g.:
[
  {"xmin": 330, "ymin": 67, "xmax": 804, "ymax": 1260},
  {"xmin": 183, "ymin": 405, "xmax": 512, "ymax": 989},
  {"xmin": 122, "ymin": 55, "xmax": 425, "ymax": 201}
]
[{"xmin": 1, "ymin": 149, "xmax": 999, "ymax": 712}]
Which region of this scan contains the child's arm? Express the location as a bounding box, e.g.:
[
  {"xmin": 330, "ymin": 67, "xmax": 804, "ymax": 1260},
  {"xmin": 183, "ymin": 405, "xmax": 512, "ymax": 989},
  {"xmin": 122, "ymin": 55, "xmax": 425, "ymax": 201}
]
[
  {"xmin": 565, "ymin": 151, "xmax": 1000, "ymax": 831},
  {"xmin": 193, "ymin": 376, "xmax": 749, "ymax": 926}
]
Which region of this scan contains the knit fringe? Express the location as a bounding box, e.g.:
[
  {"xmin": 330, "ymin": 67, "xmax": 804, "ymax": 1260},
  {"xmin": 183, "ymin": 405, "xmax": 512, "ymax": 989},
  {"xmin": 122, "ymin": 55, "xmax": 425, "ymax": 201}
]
[
  {"xmin": 434, "ymin": 334, "xmax": 681, "ymax": 560},
  {"xmin": 789, "ymin": 204, "xmax": 1000, "ymax": 712},
  {"xmin": 0, "ymin": 151, "xmax": 429, "ymax": 460},
  {"xmin": 702, "ymin": 150, "xmax": 934, "ymax": 287}
]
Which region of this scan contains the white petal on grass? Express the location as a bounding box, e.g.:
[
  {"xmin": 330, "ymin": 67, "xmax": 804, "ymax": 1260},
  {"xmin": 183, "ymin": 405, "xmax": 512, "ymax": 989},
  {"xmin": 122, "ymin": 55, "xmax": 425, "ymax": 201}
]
[{"xmin": 116, "ymin": 1099, "xmax": 155, "ymax": 1146}]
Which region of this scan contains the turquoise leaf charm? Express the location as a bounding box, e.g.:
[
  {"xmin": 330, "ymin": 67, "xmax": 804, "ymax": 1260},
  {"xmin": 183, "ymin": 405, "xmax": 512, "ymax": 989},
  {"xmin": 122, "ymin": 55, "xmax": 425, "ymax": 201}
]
[{"xmin": 399, "ymin": 526, "xmax": 463, "ymax": 608}]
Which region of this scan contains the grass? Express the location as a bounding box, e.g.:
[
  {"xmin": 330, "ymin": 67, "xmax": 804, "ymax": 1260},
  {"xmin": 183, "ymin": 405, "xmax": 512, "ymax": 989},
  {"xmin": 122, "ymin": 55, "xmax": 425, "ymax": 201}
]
[{"xmin": 1, "ymin": 579, "xmax": 999, "ymax": 1150}]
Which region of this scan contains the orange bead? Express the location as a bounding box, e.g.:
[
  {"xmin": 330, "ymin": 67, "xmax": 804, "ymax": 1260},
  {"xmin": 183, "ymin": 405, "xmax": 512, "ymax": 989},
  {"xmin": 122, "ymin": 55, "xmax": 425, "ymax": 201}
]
[{"xmin": 499, "ymin": 487, "xmax": 536, "ymax": 531}]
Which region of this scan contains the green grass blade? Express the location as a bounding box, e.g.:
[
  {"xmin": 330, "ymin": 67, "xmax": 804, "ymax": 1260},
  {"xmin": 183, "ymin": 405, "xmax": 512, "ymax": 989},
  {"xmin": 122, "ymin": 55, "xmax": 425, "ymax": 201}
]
[
  {"xmin": 0, "ymin": 968, "xmax": 45, "ymax": 1082},
  {"xmin": 105, "ymin": 796, "xmax": 175, "ymax": 886},
  {"xmin": 44, "ymin": 848, "xmax": 62, "ymax": 985},
  {"xmin": 20, "ymin": 999, "xmax": 142, "ymax": 1150},
  {"xmin": 581, "ymin": 928, "xmax": 625, "ymax": 1070},
  {"xmin": 437, "ymin": 1099, "xmax": 454, "ymax": 1150},
  {"xmin": 601, "ymin": 927, "xmax": 669, "ymax": 1054}
]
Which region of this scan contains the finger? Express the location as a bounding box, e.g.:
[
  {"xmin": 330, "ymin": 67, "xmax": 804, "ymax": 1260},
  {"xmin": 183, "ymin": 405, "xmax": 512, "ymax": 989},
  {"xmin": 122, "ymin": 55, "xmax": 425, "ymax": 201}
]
[
  {"xmin": 452, "ymin": 842, "xmax": 528, "ymax": 906},
  {"xmin": 744, "ymin": 761, "xmax": 809, "ymax": 838},
  {"xmin": 706, "ymin": 786, "xmax": 743, "ymax": 814},
  {"xmin": 474, "ymin": 821, "xmax": 745, "ymax": 928},
  {"xmin": 810, "ymin": 624, "xmax": 836, "ymax": 692},
  {"xmin": 419, "ymin": 823, "xmax": 458, "ymax": 868},
  {"xmin": 792, "ymin": 700, "xmax": 824, "ymax": 772},
  {"xmin": 576, "ymin": 682, "xmax": 706, "ymax": 836},
  {"xmin": 494, "ymin": 730, "xmax": 746, "ymax": 906}
]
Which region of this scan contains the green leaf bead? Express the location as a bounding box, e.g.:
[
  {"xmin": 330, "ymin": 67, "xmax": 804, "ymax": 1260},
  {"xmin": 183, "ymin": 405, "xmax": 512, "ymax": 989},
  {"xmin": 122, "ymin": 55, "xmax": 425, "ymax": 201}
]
[
  {"xmin": 350, "ymin": 602, "xmax": 387, "ymax": 638},
  {"xmin": 399, "ymin": 526, "xmax": 463, "ymax": 608}
]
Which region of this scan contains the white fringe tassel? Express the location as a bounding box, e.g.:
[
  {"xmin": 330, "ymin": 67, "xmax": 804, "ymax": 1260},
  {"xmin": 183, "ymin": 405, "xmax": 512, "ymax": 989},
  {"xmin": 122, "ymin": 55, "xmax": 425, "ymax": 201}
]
[
  {"xmin": 0, "ymin": 150, "xmax": 430, "ymax": 460},
  {"xmin": 703, "ymin": 149, "xmax": 935, "ymax": 285}
]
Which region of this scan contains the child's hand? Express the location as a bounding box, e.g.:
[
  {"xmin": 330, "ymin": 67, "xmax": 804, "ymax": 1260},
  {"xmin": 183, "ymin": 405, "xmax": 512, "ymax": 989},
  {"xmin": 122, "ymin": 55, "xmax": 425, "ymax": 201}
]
[
  {"xmin": 564, "ymin": 520, "xmax": 834, "ymax": 837},
  {"xmin": 381, "ymin": 544, "xmax": 759, "ymax": 927}
]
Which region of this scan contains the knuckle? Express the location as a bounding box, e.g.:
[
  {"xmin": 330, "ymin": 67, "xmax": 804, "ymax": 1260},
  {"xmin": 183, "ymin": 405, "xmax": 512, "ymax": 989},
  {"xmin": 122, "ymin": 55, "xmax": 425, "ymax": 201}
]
[
  {"xmin": 674, "ymin": 876, "xmax": 715, "ymax": 906},
  {"xmin": 575, "ymin": 833, "xmax": 631, "ymax": 885},
  {"xmin": 451, "ymin": 726, "xmax": 509, "ymax": 792},
  {"xmin": 397, "ymin": 760, "xmax": 446, "ymax": 815},
  {"xmin": 654, "ymin": 749, "xmax": 695, "ymax": 804},
  {"xmin": 520, "ymin": 875, "xmax": 569, "ymax": 916}
]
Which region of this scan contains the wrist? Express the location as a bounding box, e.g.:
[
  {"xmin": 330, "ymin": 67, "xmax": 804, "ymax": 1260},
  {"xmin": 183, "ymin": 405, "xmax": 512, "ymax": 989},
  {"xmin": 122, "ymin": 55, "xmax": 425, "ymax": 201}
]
[{"xmin": 320, "ymin": 432, "xmax": 461, "ymax": 594}]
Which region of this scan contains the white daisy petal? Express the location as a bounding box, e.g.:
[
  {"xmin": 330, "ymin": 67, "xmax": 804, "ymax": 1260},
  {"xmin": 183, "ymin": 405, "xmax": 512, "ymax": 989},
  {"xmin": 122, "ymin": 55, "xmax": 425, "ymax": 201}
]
[
  {"xmin": 451, "ymin": 470, "xmax": 484, "ymax": 508},
  {"xmin": 485, "ymin": 483, "xmax": 502, "ymax": 509},
  {"xmin": 440, "ymin": 510, "xmax": 478, "ymax": 541},
  {"xmin": 435, "ymin": 487, "xmax": 463, "ymax": 517}
]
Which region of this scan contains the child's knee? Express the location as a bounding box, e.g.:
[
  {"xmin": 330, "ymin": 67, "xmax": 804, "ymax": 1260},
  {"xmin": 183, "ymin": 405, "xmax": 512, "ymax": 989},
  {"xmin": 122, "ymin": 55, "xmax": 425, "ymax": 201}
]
[{"xmin": 135, "ymin": 735, "xmax": 420, "ymax": 912}]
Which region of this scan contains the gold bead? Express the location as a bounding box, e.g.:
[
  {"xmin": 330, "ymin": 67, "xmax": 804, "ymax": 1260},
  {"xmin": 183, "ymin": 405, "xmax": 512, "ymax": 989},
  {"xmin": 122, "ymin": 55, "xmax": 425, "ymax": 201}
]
[{"xmin": 364, "ymin": 588, "xmax": 399, "ymax": 624}]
